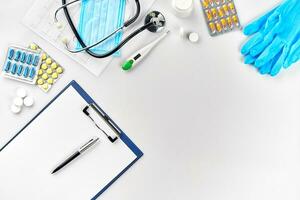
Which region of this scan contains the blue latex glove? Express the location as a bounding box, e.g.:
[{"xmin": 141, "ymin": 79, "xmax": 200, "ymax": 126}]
[
  {"xmin": 284, "ymin": 35, "xmax": 300, "ymax": 67},
  {"xmin": 241, "ymin": 0, "xmax": 300, "ymax": 76}
]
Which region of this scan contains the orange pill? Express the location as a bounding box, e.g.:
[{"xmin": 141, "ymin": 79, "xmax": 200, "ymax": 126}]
[
  {"xmin": 226, "ymin": 17, "xmax": 233, "ymax": 28},
  {"xmin": 223, "ymin": 4, "xmax": 229, "ymax": 15},
  {"xmin": 217, "ymin": 7, "xmax": 224, "ymax": 18},
  {"xmin": 232, "ymin": 15, "xmax": 239, "ymax": 26},
  {"xmin": 206, "ymin": 10, "xmax": 213, "ymax": 21},
  {"xmin": 228, "ymin": 3, "xmax": 236, "ymax": 14},
  {"xmin": 211, "ymin": 8, "xmax": 218, "ymax": 19},
  {"xmin": 220, "ymin": 18, "xmax": 227, "ymax": 29},
  {"xmin": 216, "ymin": 22, "xmax": 222, "ymax": 32},
  {"xmin": 209, "ymin": 22, "xmax": 216, "ymax": 34},
  {"xmin": 202, "ymin": 0, "xmax": 209, "ymax": 8}
]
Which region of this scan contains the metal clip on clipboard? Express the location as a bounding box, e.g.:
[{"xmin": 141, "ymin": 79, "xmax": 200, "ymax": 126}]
[{"xmin": 83, "ymin": 103, "xmax": 121, "ymax": 143}]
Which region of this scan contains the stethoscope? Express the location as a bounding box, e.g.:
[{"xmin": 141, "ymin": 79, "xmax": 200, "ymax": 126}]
[{"xmin": 54, "ymin": 0, "xmax": 166, "ymax": 58}]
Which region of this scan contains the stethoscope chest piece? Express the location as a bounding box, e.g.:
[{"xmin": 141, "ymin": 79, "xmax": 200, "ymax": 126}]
[{"xmin": 145, "ymin": 11, "xmax": 166, "ymax": 33}]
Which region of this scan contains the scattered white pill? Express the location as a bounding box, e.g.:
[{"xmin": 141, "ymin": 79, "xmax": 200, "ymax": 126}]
[
  {"xmin": 61, "ymin": 37, "xmax": 69, "ymax": 45},
  {"xmin": 13, "ymin": 97, "xmax": 24, "ymax": 107},
  {"xmin": 55, "ymin": 22, "xmax": 63, "ymax": 29},
  {"xmin": 24, "ymin": 96, "xmax": 34, "ymax": 107},
  {"xmin": 16, "ymin": 88, "xmax": 27, "ymax": 98},
  {"xmin": 179, "ymin": 27, "xmax": 186, "ymax": 38},
  {"xmin": 188, "ymin": 32, "xmax": 199, "ymax": 43},
  {"xmin": 11, "ymin": 104, "xmax": 22, "ymax": 114}
]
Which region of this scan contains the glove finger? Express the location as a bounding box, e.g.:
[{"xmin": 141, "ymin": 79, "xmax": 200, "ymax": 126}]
[
  {"xmin": 250, "ymin": 36, "xmax": 274, "ymax": 57},
  {"xmin": 285, "ymin": 37, "xmax": 300, "ymax": 67},
  {"xmin": 241, "ymin": 33, "xmax": 264, "ymax": 55},
  {"xmin": 259, "ymin": 50, "xmax": 282, "ymax": 75},
  {"xmin": 244, "ymin": 54, "xmax": 257, "ymax": 65},
  {"xmin": 243, "ymin": 6, "xmax": 278, "ymax": 36},
  {"xmin": 255, "ymin": 37, "xmax": 284, "ymax": 67},
  {"xmin": 270, "ymin": 47, "xmax": 289, "ymax": 76}
]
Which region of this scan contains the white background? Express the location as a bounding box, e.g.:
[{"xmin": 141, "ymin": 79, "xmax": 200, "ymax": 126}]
[{"xmin": 1, "ymin": 0, "xmax": 300, "ymax": 200}]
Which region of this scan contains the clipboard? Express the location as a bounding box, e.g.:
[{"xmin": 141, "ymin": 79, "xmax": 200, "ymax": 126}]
[{"xmin": 0, "ymin": 80, "xmax": 143, "ymax": 200}]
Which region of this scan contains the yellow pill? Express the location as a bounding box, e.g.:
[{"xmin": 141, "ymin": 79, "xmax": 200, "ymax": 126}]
[
  {"xmin": 226, "ymin": 17, "xmax": 233, "ymax": 28},
  {"xmin": 46, "ymin": 68, "xmax": 53, "ymax": 75},
  {"xmin": 216, "ymin": 22, "xmax": 222, "ymax": 32},
  {"xmin": 217, "ymin": 7, "xmax": 224, "ymax": 18},
  {"xmin": 42, "ymin": 83, "xmax": 49, "ymax": 90},
  {"xmin": 221, "ymin": 19, "xmax": 227, "ymax": 29},
  {"xmin": 37, "ymin": 79, "xmax": 44, "ymax": 85},
  {"xmin": 223, "ymin": 4, "xmax": 229, "ymax": 15},
  {"xmin": 30, "ymin": 43, "xmax": 38, "ymax": 50},
  {"xmin": 209, "ymin": 22, "xmax": 216, "ymax": 34},
  {"xmin": 38, "ymin": 69, "xmax": 43, "ymax": 75},
  {"xmin": 42, "ymin": 73, "xmax": 48, "ymax": 80},
  {"xmin": 41, "ymin": 63, "xmax": 48, "ymax": 70},
  {"xmin": 56, "ymin": 67, "xmax": 63, "ymax": 74},
  {"xmin": 211, "ymin": 8, "xmax": 218, "ymax": 19},
  {"xmin": 52, "ymin": 73, "xmax": 58, "ymax": 79},
  {"xmin": 51, "ymin": 62, "xmax": 58, "ymax": 69},
  {"xmin": 232, "ymin": 15, "xmax": 239, "ymax": 26},
  {"xmin": 206, "ymin": 10, "xmax": 213, "ymax": 21},
  {"xmin": 202, "ymin": 0, "xmax": 209, "ymax": 8},
  {"xmin": 228, "ymin": 3, "xmax": 235, "ymax": 13},
  {"xmin": 47, "ymin": 78, "xmax": 54, "ymax": 85},
  {"xmin": 46, "ymin": 58, "xmax": 52, "ymax": 65},
  {"xmin": 41, "ymin": 53, "xmax": 47, "ymax": 60}
]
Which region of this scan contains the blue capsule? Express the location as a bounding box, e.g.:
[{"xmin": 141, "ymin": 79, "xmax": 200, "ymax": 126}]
[
  {"xmin": 33, "ymin": 55, "xmax": 40, "ymax": 66},
  {"xmin": 20, "ymin": 52, "xmax": 27, "ymax": 63},
  {"xmin": 26, "ymin": 54, "xmax": 33, "ymax": 65},
  {"xmin": 4, "ymin": 61, "xmax": 11, "ymax": 72},
  {"xmin": 8, "ymin": 49, "xmax": 15, "ymax": 60},
  {"xmin": 11, "ymin": 63, "xmax": 17, "ymax": 74},
  {"xmin": 17, "ymin": 65, "xmax": 23, "ymax": 76},
  {"xmin": 23, "ymin": 67, "xmax": 30, "ymax": 78},
  {"xmin": 29, "ymin": 68, "xmax": 36, "ymax": 79},
  {"xmin": 14, "ymin": 51, "xmax": 21, "ymax": 62}
]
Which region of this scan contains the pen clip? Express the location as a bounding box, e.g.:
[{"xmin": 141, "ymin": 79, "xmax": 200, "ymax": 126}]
[{"xmin": 83, "ymin": 104, "xmax": 120, "ymax": 143}]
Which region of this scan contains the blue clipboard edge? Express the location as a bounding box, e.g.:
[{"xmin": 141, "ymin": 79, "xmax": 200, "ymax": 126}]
[{"xmin": 0, "ymin": 80, "xmax": 144, "ymax": 200}]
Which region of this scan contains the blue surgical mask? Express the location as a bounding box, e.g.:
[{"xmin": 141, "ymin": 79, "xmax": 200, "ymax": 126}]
[{"xmin": 76, "ymin": 0, "xmax": 126, "ymax": 57}]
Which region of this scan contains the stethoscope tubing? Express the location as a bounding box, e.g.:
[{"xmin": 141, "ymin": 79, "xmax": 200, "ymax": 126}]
[{"xmin": 62, "ymin": 0, "xmax": 155, "ymax": 58}]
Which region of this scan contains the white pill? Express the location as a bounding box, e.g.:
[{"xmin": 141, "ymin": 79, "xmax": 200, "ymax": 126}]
[
  {"xmin": 13, "ymin": 97, "xmax": 24, "ymax": 107},
  {"xmin": 179, "ymin": 27, "xmax": 186, "ymax": 38},
  {"xmin": 61, "ymin": 37, "xmax": 69, "ymax": 45},
  {"xmin": 16, "ymin": 88, "xmax": 27, "ymax": 98},
  {"xmin": 188, "ymin": 32, "xmax": 199, "ymax": 43},
  {"xmin": 24, "ymin": 96, "xmax": 34, "ymax": 107},
  {"xmin": 11, "ymin": 104, "xmax": 21, "ymax": 114},
  {"xmin": 55, "ymin": 22, "xmax": 63, "ymax": 29}
]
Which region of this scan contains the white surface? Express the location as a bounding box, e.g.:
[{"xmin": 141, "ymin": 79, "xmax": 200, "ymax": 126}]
[
  {"xmin": 1, "ymin": 0, "xmax": 300, "ymax": 200},
  {"xmin": 0, "ymin": 86, "xmax": 137, "ymax": 199}
]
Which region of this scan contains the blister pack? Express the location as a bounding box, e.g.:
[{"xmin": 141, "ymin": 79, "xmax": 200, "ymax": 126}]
[{"xmin": 200, "ymin": 0, "xmax": 241, "ymax": 36}]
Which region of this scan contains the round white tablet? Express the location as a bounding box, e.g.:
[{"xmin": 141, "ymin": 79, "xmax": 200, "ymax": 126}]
[
  {"xmin": 16, "ymin": 88, "xmax": 27, "ymax": 98},
  {"xmin": 24, "ymin": 96, "xmax": 34, "ymax": 107},
  {"xmin": 11, "ymin": 104, "xmax": 21, "ymax": 114},
  {"xmin": 188, "ymin": 32, "xmax": 199, "ymax": 43},
  {"xmin": 13, "ymin": 97, "xmax": 24, "ymax": 107}
]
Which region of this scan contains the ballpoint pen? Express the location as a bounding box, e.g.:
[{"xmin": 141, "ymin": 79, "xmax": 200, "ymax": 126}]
[{"xmin": 51, "ymin": 137, "xmax": 99, "ymax": 174}]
